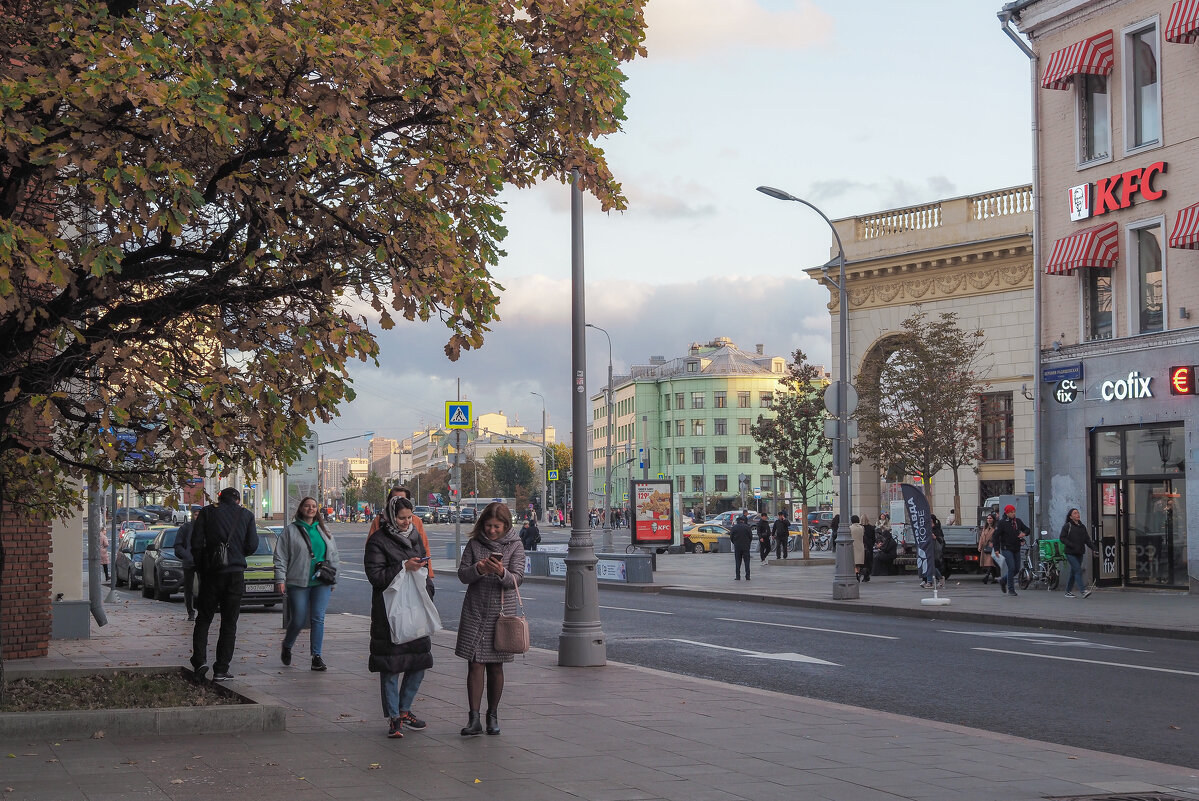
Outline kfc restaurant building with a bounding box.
[1009,0,1199,591]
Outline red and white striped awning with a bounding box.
[1044,222,1120,275]
[1166,0,1199,43]
[1169,202,1199,249]
[1041,30,1115,89]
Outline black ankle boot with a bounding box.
[460,711,482,736]
[485,710,500,735]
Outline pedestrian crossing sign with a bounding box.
[547,469,559,481]
[445,401,473,429]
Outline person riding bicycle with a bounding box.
[995,504,1029,597]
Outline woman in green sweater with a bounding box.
[274,497,340,670]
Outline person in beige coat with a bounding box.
[850,515,866,580]
[978,513,998,584]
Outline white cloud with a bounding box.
[644,0,834,59]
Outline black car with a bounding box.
[143,504,189,524]
[115,507,159,524]
[455,507,478,524]
[142,527,186,601]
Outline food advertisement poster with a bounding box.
[631,480,676,547]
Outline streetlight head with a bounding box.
[756,185,798,202]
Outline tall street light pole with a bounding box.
[530,391,547,523]
[756,185,859,601]
[585,323,614,552]
[560,168,606,666]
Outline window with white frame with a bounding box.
[1125,22,1161,151]
[738,446,751,463]
[676,448,685,465]
[1083,268,1114,341]
[714,391,726,408]
[676,420,685,437]
[713,418,727,436]
[692,419,704,436]
[714,447,727,463]
[691,392,704,409]
[691,475,704,492]
[1077,74,1110,164]
[692,448,705,464]
[1131,222,1163,334]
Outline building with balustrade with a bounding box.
[1005,0,1197,592]
[806,186,1036,526]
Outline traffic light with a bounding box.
[1169,365,1196,395]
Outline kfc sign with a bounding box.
[1067,161,1166,221]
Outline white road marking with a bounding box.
[669,638,839,665]
[943,630,1147,652]
[718,618,897,640]
[600,605,674,615]
[974,648,1199,676]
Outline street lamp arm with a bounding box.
[316,431,375,447]
[755,186,845,265]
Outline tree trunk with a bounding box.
[951,466,962,529]
[800,497,810,559]
[0,469,7,705]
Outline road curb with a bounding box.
[0,666,287,738]
[519,575,1191,640]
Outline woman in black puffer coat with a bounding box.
[365,495,434,739]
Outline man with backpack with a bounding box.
[189,487,258,681]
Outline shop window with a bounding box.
[692,419,704,436]
[714,418,727,436]
[1132,223,1163,334]
[1084,268,1113,341]
[714,475,728,492]
[692,448,706,464]
[980,392,1013,461]
[1125,22,1161,151]
[1077,74,1110,164]
[714,391,727,408]
[714,447,727,464]
[738,418,752,436]
[738,446,751,464]
[691,475,704,493]
[979,480,1015,504]
[691,392,704,409]
[738,391,750,408]
[1127,426,1184,474]
[676,448,685,465]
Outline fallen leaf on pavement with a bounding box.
[1169,725,1181,730]
[91,731,105,739]
[474,779,482,784]
[170,779,184,785]
[369,764,380,770]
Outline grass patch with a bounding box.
[1,672,242,712]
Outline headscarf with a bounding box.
[381,494,415,548]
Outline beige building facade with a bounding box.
[807,187,1035,524]
[1009,0,1197,591]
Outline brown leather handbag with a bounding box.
[493,585,529,654]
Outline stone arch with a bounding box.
[852,330,918,521]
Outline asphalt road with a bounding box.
[325,524,1197,768]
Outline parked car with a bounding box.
[115,530,158,589]
[143,504,189,524]
[117,520,148,534]
[141,527,185,601]
[450,507,477,524]
[683,523,727,554]
[241,530,283,609]
[704,510,761,528]
[807,510,835,532]
[115,507,159,524]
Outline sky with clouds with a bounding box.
[315,0,1034,459]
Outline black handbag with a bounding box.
[300,524,337,585]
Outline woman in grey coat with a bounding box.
[274,497,339,671]
[455,502,524,737]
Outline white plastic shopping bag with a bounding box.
[382,566,442,644]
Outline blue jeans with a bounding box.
[1002,549,1020,591]
[283,582,332,656]
[1065,553,1087,593]
[380,669,426,718]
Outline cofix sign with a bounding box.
[1067,161,1166,222]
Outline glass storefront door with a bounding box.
[1094,481,1122,586]
[1090,424,1188,589]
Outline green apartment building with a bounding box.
[591,337,832,519]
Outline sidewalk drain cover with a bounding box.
[1050,795,1195,801]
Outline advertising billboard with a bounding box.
[630,479,677,547]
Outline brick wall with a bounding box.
[1,501,52,659]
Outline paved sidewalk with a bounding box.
[517,547,1199,640]
[4,587,1199,801]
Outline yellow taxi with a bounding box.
[683,523,727,554]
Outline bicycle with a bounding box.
[1017,538,1065,591]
